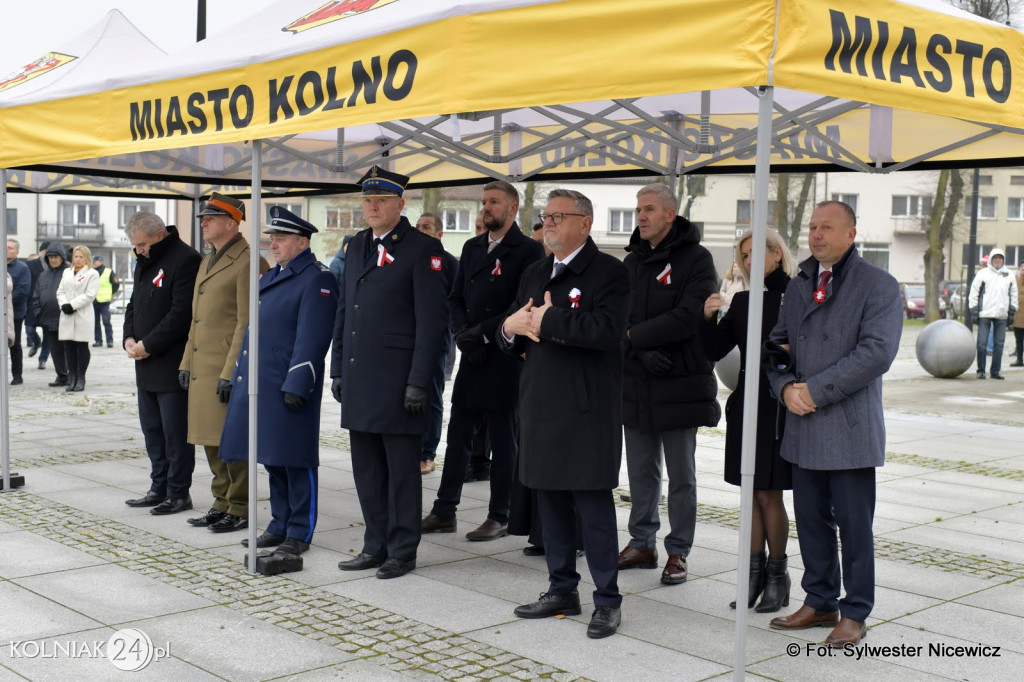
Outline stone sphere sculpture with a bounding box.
[916,319,976,378]
[715,345,742,391]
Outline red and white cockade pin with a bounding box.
[492,259,502,276]
[813,287,826,303]
[656,263,672,285]
[377,243,395,267]
[568,287,582,309]
[152,269,165,288]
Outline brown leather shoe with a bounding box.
[661,554,688,584]
[421,513,456,533]
[466,519,508,541]
[826,617,867,647]
[769,604,840,630]
[618,546,658,570]
[420,460,436,475]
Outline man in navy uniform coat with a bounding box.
[219,207,338,561]
[422,181,545,541]
[499,189,630,639]
[331,166,449,579]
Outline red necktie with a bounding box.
[818,271,832,289]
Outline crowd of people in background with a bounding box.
[4,179,906,648]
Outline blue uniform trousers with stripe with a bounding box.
[264,465,318,543]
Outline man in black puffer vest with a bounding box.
[619,183,720,586]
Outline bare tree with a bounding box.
[518,181,537,229]
[924,170,966,321]
[775,173,815,254]
[422,187,441,216]
[949,0,1018,24]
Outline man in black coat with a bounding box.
[331,166,449,580]
[413,211,459,475]
[122,212,202,515]
[6,239,31,385]
[422,181,545,540]
[500,189,630,639]
[618,184,720,586]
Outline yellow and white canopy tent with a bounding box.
[2,1,1023,674]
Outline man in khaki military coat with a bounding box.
[178,193,268,533]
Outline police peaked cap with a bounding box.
[196,192,246,222]
[357,165,409,197]
[265,206,318,237]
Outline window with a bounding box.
[978,174,993,185]
[118,201,155,228]
[963,196,996,219]
[1008,198,1024,220]
[1005,246,1024,267]
[4,208,15,234]
[962,244,995,265]
[609,209,634,233]
[859,242,889,271]
[891,195,932,217]
[736,200,779,224]
[59,201,100,226]
[1011,175,1024,186]
[265,202,303,225]
[441,209,470,232]
[325,207,362,230]
[831,193,859,214]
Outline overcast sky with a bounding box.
[0,0,278,74]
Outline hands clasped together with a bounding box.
[502,291,555,343]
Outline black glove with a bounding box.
[331,377,343,403]
[455,326,487,364]
[637,349,673,375]
[763,340,793,372]
[283,392,306,412]
[403,384,428,415]
[216,378,233,403]
[61,303,74,315]
[178,371,190,390]
[1009,307,1017,325]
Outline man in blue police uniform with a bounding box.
[331,165,449,579]
[219,207,338,563]
[422,181,545,541]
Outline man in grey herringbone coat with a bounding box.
[763,200,903,648]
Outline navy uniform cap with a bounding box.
[358,165,410,197]
[265,206,318,237]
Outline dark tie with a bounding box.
[818,270,832,289]
[552,262,566,279]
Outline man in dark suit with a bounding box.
[122,212,201,514]
[331,166,449,579]
[220,207,338,564]
[765,201,903,647]
[5,239,30,385]
[413,212,459,475]
[422,181,545,541]
[499,189,630,639]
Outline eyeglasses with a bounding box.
[538,212,586,224]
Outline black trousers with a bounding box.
[792,464,876,622]
[350,431,421,562]
[431,405,516,524]
[63,341,90,380]
[538,489,621,608]
[42,329,67,381]
[9,318,23,379]
[137,389,195,499]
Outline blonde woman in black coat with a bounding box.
[699,228,797,613]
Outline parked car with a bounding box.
[944,282,966,319]
[900,283,945,319]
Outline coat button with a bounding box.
[194,318,200,323]
[243,350,247,356]
[237,376,242,382]
[199,289,204,294]
[351,331,356,337]
[354,304,360,311]
[798,334,805,341]
[349,358,355,364]
[821,334,828,340]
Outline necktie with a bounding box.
[488,240,498,253]
[818,271,832,289]
[552,262,566,279]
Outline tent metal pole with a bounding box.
[1,169,10,493]
[733,85,773,680]
[245,141,263,572]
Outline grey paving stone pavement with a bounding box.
[0,319,1021,680]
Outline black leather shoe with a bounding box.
[48,377,68,387]
[991,372,1006,380]
[523,545,545,556]
[275,538,310,556]
[376,558,415,579]
[241,532,285,548]
[92,342,103,348]
[208,514,248,533]
[466,519,507,541]
[10,377,23,385]
[150,497,193,515]
[187,508,226,527]
[28,343,39,358]
[338,553,386,571]
[587,606,621,639]
[514,591,581,619]
[125,491,166,507]
[421,513,457,533]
